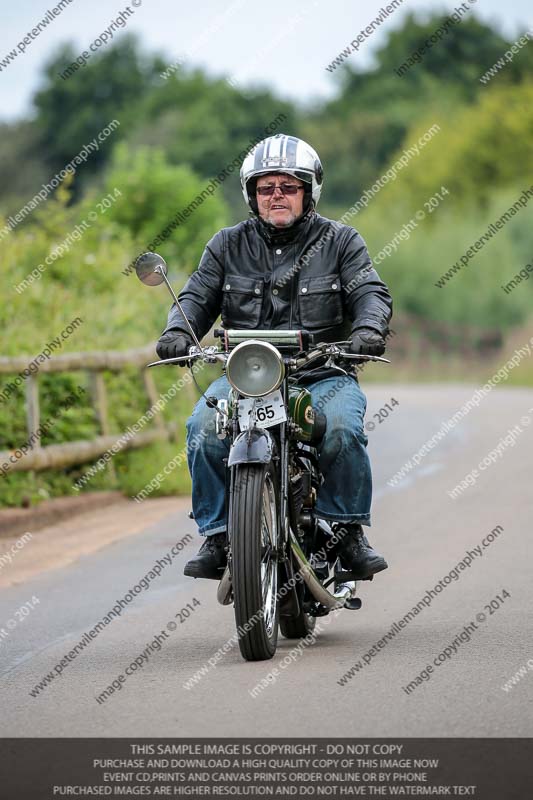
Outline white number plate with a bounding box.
[237,390,287,430]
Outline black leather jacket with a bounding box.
[164,210,392,344]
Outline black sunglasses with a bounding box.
[256,183,304,196]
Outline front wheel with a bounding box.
[230,463,279,660]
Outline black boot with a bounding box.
[334,524,388,579]
[184,532,228,580]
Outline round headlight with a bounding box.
[226,340,285,398]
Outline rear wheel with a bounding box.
[280,577,317,639]
[231,463,279,660]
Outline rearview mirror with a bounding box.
[134,250,202,351]
[135,252,168,286]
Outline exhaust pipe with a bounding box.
[217,534,357,609]
[217,567,232,605]
[289,531,355,609]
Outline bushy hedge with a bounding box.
[0,148,226,508]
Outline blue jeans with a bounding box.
[186,374,372,535]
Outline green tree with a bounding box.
[375,13,519,90]
[373,82,533,210]
[129,69,298,220]
[33,36,161,176]
[100,143,228,273]
[0,120,48,213]
[313,13,533,212]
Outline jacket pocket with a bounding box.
[298,275,343,329]
[221,275,264,328]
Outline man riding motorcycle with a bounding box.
[156,134,393,581]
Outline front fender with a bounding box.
[227,427,275,467]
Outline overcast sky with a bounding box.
[1,0,531,121]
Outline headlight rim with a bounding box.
[226,339,285,398]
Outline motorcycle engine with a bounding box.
[289,468,312,532]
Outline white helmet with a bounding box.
[240,134,323,215]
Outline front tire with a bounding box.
[231,463,279,661]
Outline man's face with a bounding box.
[255,173,305,228]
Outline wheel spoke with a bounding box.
[260,545,271,563]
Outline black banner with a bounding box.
[0,738,530,798]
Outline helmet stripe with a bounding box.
[281,135,288,162]
[267,135,282,162]
[286,136,299,166]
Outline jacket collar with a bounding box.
[253,208,316,247]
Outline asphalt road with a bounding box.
[1,384,532,737]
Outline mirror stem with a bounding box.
[156,266,203,350]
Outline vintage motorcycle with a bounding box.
[135,252,389,662]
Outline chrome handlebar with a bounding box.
[147,342,390,370]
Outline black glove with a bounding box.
[349,328,386,356]
[156,331,193,360]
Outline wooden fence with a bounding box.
[0,346,188,473]
[387,314,503,358]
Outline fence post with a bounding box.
[90,371,110,436]
[142,369,165,432]
[25,374,41,449]
[89,371,116,480]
